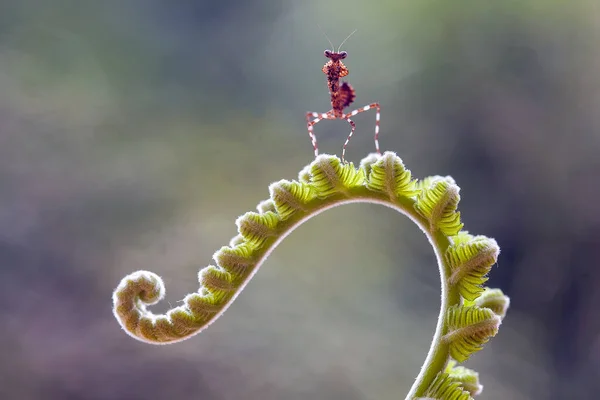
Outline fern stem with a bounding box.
[405,230,457,398]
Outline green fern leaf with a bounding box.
[443,305,501,362]
[414,177,463,235]
[298,163,312,183]
[365,151,418,199]
[236,211,280,248]
[465,288,510,319]
[445,235,499,301]
[269,180,317,220]
[450,230,474,245]
[213,243,256,275]
[256,198,276,214]
[445,360,482,396]
[308,155,365,197]
[358,152,381,178]
[184,286,230,317]
[200,265,235,292]
[422,371,473,400]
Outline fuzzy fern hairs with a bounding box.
[112,152,509,399]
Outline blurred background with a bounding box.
[1,1,599,399]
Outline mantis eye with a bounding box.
[340,51,347,59]
[324,50,332,58]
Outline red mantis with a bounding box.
[306,31,381,162]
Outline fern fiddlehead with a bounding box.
[112,151,509,399]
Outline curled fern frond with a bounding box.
[270,180,316,220]
[467,287,510,319]
[445,360,483,396]
[309,154,365,196]
[443,305,501,362]
[358,152,381,177]
[421,370,473,400]
[414,177,463,235]
[256,198,277,214]
[213,243,256,275]
[364,151,418,200]
[112,151,509,400]
[445,234,500,301]
[200,265,235,291]
[236,211,279,248]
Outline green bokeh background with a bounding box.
[1,1,599,399]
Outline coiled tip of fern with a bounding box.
[112,264,242,344]
[112,271,168,343]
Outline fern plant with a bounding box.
[112,151,509,399]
